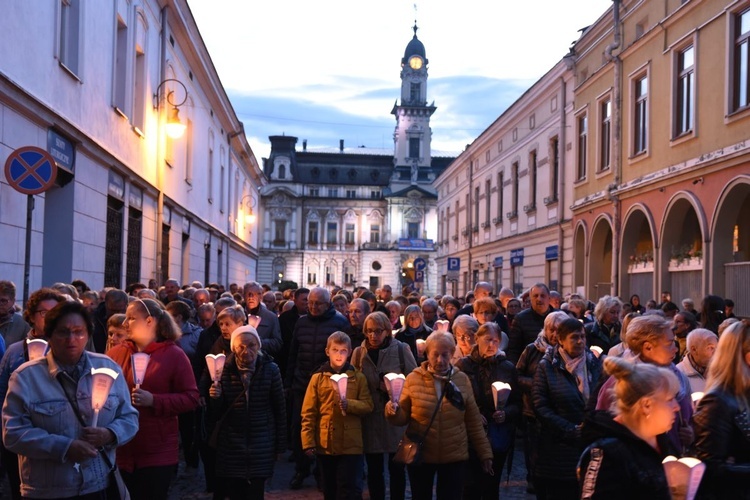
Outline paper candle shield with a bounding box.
[247,315,261,329]
[491,381,512,410]
[26,338,48,361]
[91,367,119,427]
[131,352,150,387]
[330,373,348,415]
[416,339,426,357]
[691,392,705,409]
[205,353,227,383]
[662,455,706,500]
[590,346,603,358]
[384,373,406,404]
[433,320,450,333]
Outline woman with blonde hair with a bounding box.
[395,304,432,362]
[107,298,200,499]
[579,357,679,499]
[693,319,750,499]
[352,312,417,500]
[595,314,693,456]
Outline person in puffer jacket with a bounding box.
[301,331,373,500]
[386,331,493,500]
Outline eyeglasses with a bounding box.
[458,334,475,342]
[52,328,87,339]
[365,329,386,336]
[35,309,50,318]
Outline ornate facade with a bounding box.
[257,26,454,294]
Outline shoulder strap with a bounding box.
[353,348,364,370]
[418,381,447,443]
[397,342,406,374]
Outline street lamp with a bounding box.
[241,194,257,225]
[154,79,188,139]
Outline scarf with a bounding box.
[687,353,707,378]
[558,348,589,401]
[533,330,553,353]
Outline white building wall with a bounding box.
[0,0,263,297]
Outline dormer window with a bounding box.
[278,164,286,179]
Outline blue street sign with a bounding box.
[4,146,58,195]
[447,257,461,271]
[413,258,427,271]
[415,270,425,282]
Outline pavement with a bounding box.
[169,439,535,499]
[0,439,535,499]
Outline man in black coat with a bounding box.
[286,287,350,489]
[278,287,309,382]
[507,283,555,364]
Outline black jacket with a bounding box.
[532,345,603,481]
[286,305,350,393]
[507,307,554,364]
[578,411,671,500]
[278,305,302,383]
[693,388,750,499]
[585,321,621,353]
[208,353,286,479]
[516,340,548,418]
[394,324,432,362]
[456,348,521,453]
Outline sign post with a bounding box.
[4,147,58,304]
[447,257,461,281]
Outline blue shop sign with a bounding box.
[545,245,559,260]
[510,248,524,266]
[493,256,503,268]
[47,129,75,173]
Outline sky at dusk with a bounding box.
[186,0,612,161]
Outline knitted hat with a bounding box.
[230,325,262,350]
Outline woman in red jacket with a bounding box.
[108,298,200,499]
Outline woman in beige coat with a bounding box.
[352,312,417,500]
[385,331,493,500]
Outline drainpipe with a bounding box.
[155,6,168,286]
[467,157,474,294]
[558,74,567,293]
[605,0,622,296]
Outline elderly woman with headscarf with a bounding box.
[207,326,286,499]
[450,315,479,365]
[395,304,432,363]
[532,318,603,499]
[385,331,493,500]
[456,323,521,499]
[352,312,417,500]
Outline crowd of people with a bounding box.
[0,276,746,499]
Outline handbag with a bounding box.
[207,389,246,449]
[56,375,131,499]
[393,381,448,465]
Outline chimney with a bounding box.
[302,139,307,151]
[339,139,344,152]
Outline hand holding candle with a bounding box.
[384,373,406,409]
[26,338,48,361]
[205,353,226,385]
[90,367,119,427]
[491,381,511,410]
[131,352,150,389]
[330,374,348,416]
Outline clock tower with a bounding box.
[392,23,436,187]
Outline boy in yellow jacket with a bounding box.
[301,331,374,499]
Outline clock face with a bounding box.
[409,56,423,70]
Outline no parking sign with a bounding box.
[4,146,58,195]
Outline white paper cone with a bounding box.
[205,353,227,383]
[491,381,512,410]
[330,374,348,416]
[384,373,406,404]
[91,368,119,427]
[247,315,261,329]
[131,353,150,388]
[416,339,426,357]
[26,339,48,361]
[590,346,603,358]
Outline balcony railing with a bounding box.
[360,242,392,250]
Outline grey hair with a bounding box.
[686,328,718,351]
[593,295,623,322]
[452,315,479,337]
